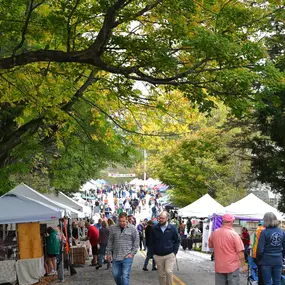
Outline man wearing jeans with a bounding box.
[152,211,180,285]
[106,212,139,285]
[208,214,247,285]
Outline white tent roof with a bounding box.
[8,184,84,218]
[178,194,225,218]
[80,179,100,192]
[129,178,139,185]
[44,192,91,217]
[129,178,162,186]
[0,194,64,224]
[44,192,83,211]
[225,193,283,220]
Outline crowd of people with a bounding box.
[43,183,285,285]
[68,209,181,285]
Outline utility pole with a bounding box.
[143,149,147,190]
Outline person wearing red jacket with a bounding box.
[241,227,250,262]
[82,221,99,266]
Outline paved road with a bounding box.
[59,249,248,285]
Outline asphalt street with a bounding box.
[59,249,248,285]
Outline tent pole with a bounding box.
[58,221,65,282]
[2,225,5,240]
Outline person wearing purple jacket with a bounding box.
[136,221,145,251]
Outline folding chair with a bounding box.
[247,256,258,285]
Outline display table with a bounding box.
[192,237,202,248]
[75,241,91,260]
[16,256,44,285]
[0,260,17,284]
[70,246,86,265]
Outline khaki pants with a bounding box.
[153,253,175,285]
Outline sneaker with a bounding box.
[152,268,157,271]
[96,265,102,270]
[142,267,148,271]
[47,271,56,276]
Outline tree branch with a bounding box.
[12,0,35,57]
[63,70,96,112]
[114,0,163,27]
[67,0,81,52]
[0,117,44,167]
[80,96,192,137]
[0,70,97,166]
[88,0,128,56]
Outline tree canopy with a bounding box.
[144,105,250,206]
[1,0,284,193]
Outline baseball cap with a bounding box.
[222,214,235,223]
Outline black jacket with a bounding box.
[152,223,180,256]
[145,225,153,247]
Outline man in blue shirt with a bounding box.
[94,219,102,231]
[152,211,180,285]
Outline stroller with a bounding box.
[247,256,258,285]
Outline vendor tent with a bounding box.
[178,194,225,218]
[44,192,83,211]
[58,192,91,216]
[154,184,169,192]
[144,178,161,186]
[0,194,64,224]
[44,192,91,217]
[96,179,108,185]
[8,183,84,218]
[225,193,283,220]
[80,179,100,192]
[129,178,139,185]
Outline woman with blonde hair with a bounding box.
[257,212,285,285]
[107,218,115,227]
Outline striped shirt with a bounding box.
[106,223,139,261]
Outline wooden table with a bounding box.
[70,246,86,265]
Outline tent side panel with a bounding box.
[17,223,43,259]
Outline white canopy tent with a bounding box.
[178,194,225,218]
[8,184,84,218]
[0,194,64,224]
[130,178,145,186]
[44,192,84,212]
[129,178,162,186]
[129,178,139,185]
[224,193,283,220]
[44,193,89,218]
[80,179,100,192]
[57,192,91,216]
[145,178,161,186]
[0,194,65,285]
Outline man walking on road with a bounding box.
[106,212,139,285]
[208,214,247,285]
[152,211,180,285]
